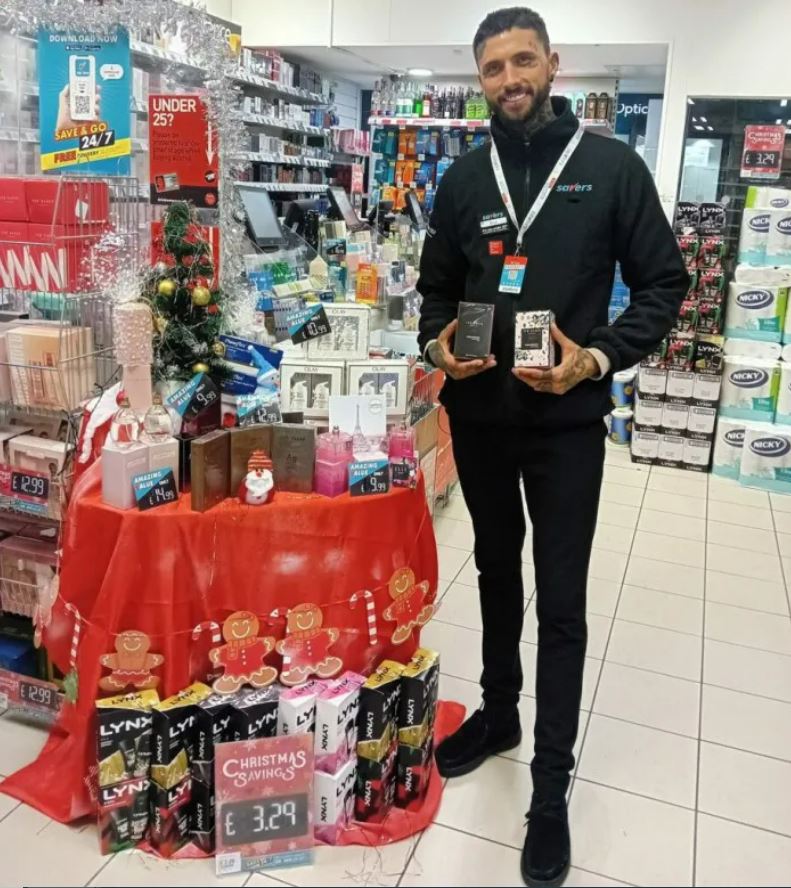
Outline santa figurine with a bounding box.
[238,449,275,505]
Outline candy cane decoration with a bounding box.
[192,621,221,645]
[270,607,291,668]
[68,607,81,670]
[349,590,378,647]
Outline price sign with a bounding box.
[741,124,786,179]
[0,463,51,515]
[19,678,59,711]
[215,735,313,875]
[167,372,220,421]
[133,468,178,511]
[237,394,282,426]
[349,458,390,497]
[0,669,63,722]
[287,303,331,345]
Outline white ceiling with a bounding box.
[283,42,668,88]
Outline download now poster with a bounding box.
[37,27,131,174]
[148,94,218,206]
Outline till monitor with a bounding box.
[283,198,319,236]
[236,184,285,248]
[326,185,362,230]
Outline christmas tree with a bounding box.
[145,202,230,383]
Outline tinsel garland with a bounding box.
[0,0,249,291]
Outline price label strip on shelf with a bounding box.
[0,669,63,722]
[0,463,51,516]
[349,458,390,497]
[133,468,178,511]
[166,372,220,421]
[286,303,331,345]
[215,735,314,874]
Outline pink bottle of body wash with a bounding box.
[314,427,354,497]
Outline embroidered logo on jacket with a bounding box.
[556,183,593,193]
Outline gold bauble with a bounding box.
[157,278,177,298]
[212,341,226,357]
[192,362,210,374]
[191,285,212,307]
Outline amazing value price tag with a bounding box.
[286,303,331,345]
[214,735,314,875]
[133,468,178,511]
[166,372,220,421]
[349,458,390,496]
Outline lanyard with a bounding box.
[490,121,584,255]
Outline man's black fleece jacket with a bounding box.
[417,96,689,430]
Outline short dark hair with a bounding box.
[473,7,550,61]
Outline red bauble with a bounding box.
[207,304,220,315]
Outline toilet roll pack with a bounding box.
[739,422,791,493]
[738,186,791,266]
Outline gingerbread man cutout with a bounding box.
[382,567,435,644]
[209,611,278,694]
[99,630,163,693]
[277,603,343,686]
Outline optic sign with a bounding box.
[214,735,314,875]
[148,94,219,207]
[741,124,786,180]
[614,93,662,137]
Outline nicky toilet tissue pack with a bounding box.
[739,186,791,266]
[719,355,781,422]
[739,422,791,493]
[712,416,748,479]
[725,282,788,341]
[776,360,791,425]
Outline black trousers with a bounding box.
[449,417,606,797]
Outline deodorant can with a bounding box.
[609,408,633,445]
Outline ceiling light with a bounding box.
[707,126,714,131]
[693,125,704,131]
[777,119,783,124]
[700,116,707,123]
[782,99,788,107]
[687,98,695,105]
[691,116,697,122]
[407,67,433,77]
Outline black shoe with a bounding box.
[521,794,571,888]
[435,707,521,778]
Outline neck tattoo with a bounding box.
[522,95,555,138]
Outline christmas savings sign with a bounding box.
[214,735,314,875]
[148,94,219,207]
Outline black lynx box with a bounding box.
[149,775,192,858]
[396,738,434,810]
[230,685,281,740]
[151,683,212,787]
[354,744,397,823]
[96,689,159,788]
[357,660,404,762]
[98,775,151,854]
[191,692,238,785]
[189,776,216,854]
[397,649,439,747]
[453,302,494,360]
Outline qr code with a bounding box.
[215,853,241,875]
[74,95,90,115]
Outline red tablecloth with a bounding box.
[1,461,438,824]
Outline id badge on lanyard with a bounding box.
[491,122,583,295]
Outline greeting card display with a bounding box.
[215,734,314,874]
[209,611,278,694]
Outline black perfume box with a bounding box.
[230,685,281,740]
[454,302,494,360]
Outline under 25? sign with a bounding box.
[148,94,219,206]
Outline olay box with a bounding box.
[314,758,357,843]
[0,178,28,221]
[314,671,365,774]
[230,685,281,740]
[151,683,212,788]
[25,178,110,226]
[149,775,192,858]
[278,678,328,736]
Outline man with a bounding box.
[417,8,688,888]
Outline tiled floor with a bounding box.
[2,441,791,886]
